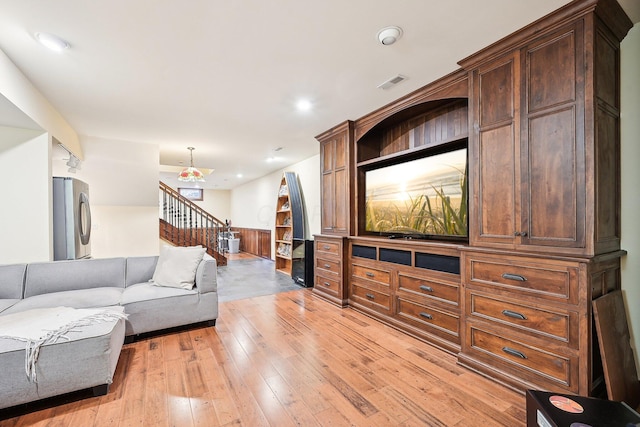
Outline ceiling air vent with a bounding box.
[377,74,407,90]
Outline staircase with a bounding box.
[159,182,227,266]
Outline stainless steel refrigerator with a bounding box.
[53,177,92,260]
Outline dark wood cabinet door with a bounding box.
[319,126,350,235]
[521,23,586,250]
[471,52,520,248]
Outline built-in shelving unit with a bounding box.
[312,0,632,397]
[275,172,304,276]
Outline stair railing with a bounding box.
[158,181,227,266]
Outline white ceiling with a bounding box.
[0,0,638,189]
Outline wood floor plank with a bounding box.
[0,288,527,427]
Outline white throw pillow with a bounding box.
[152,245,206,290]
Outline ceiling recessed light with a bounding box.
[376,26,403,46]
[34,32,70,52]
[296,99,312,112]
[236,173,243,178]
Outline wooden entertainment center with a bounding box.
[312,0,632,397]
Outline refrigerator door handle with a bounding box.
[78,192,91,245]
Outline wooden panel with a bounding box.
[352,263,391,286]
[468,325,577,391]
[396,298,460,339]
[466,255,577,304]
[527,108,581,244]
[333,168,348,233]
[315,273,340,298]
[315,238,341,256]
[596,106,620,248]
[322,139,334,173]
[232,227,271,259]
[397,273,459,306]
[363,99,468,160]
[593,291,640,409]
[313,235,347,307]
[478,125,517,240]
[351,283,392,315]
[334,134,346,169]
[479,60,514,126]
[467,292,577,346]
[595,30,618,108]
[321,172,334,233]
[527,30,576,112]
[316,257,340,275]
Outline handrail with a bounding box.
[158,182,227,266]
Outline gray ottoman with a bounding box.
[0,307,125,410]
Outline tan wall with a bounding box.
[229,154,321,259]
[0,129,51,263]
[620,23,640,375]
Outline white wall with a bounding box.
[0,49,80,158]
[52,136,160,258]
[0,128,51,263]
[230,154,320,258]
[179,188,231,223]
[620,23,640,374]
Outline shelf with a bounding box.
[274,172,305,277]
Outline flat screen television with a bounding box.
[364,145,468,240]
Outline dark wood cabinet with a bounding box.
[317,121,354,236]
[348,238,462,354]
[313,235,348,306]
[313,0,632,397]
[469,52,520,248]
[465,2,628,258]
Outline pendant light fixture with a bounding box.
[178,147,205,182]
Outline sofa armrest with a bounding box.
[195,255,217,294]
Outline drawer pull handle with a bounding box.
[502,347,527,359]
[365,272,375,278]
[365,293,375,300]
[323,282,331,287]
[502,310,527,320]
[419,312,433,320]
[324,264,331,268]
[501,273,526,282]
[419,285,434,293]
[323,245,331,250]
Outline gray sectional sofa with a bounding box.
[0,253,218,410]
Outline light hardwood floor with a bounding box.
[0,289,526,426]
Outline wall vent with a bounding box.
[377,74,407,89]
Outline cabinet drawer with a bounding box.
[315,239,341,257]
[315,273,340,298]
[397,298,459,340]
[352,264,391,286]
[351,283,392,315]
[398,273,459,306]
[467,292,578,346]
[467,325,577,391]
[316,257,341,275]
[466,255,577,304]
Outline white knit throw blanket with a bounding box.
[0,306,128,382]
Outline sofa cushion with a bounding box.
[0,264,26,299]
[2,287,123,315]
[152,246,205,290]
[0,306,125,410]
[121,282,196,305]
[0,299,19,314]
[24,258,126,298]
[125,256,158,286]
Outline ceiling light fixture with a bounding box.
[34,32,70,52]
[178,147,205,182]
[296,99,312,112]
[376,26,403,46]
